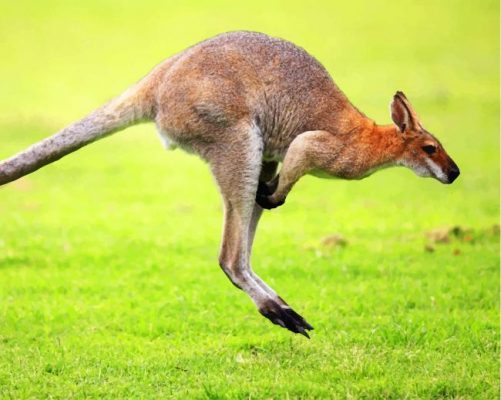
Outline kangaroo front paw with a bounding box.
[256,193,285,210]
[256,182,284,209]
[257,180,273,197]
[259,299,314,338]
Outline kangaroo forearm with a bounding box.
[270,131,335,203]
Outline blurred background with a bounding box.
[0,0,499,398]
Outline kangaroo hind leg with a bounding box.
[208,125,313,337]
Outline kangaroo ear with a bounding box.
[390,91,421,133]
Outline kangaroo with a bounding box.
[0,31,460,338]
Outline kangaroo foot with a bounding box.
[258,298,314,338]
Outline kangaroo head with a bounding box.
[390,91,460,184]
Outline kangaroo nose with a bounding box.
[447,166,460,183]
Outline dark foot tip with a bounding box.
[287,308,314,330]
[259,301,313,338]
[297,327,310,339]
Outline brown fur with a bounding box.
[0,31,460,337]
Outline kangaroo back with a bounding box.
[0,83,153,186]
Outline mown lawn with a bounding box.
[0,0,499,398]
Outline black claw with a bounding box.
[259,301,313,338]
[286,308,314,330]
[297,326,310,339]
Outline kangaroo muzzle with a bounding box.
[445,158,460,184]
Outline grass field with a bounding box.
[0,0,499,398]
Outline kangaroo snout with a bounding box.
[446,165,460,184]
[446,160,460,184]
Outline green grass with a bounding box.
[0,0,499,398]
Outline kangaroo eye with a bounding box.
[422,145,437,155]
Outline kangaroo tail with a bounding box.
[0,82,154,186]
